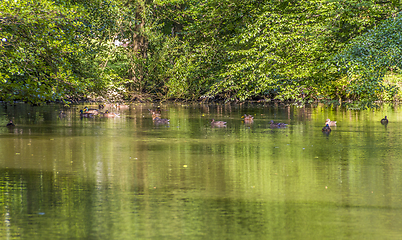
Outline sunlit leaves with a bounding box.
[334,13,402,104]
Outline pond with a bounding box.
[0,102,402,239]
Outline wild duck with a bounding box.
[152,114,162,121]
[84,106,99,115]
[80,110,94,118]
[153,117,169,124]
[102,110,120,118]
[149,109,161,114]
[116,103,129,110]
[211,119,226,127]
[6,120,15,127]
[243,114,254,123]
[325,119,337,127]
[322,124,331,132]
[104,103,116,108]
[270,120,288,128]
[59,110,67,119]
[148,109,162,119]
[380,116,388,124]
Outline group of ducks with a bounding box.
[79,105,121,118]
[321,119,337,132]
[5,108,390,131]
[210,114,288,128]
[321,116,389,133]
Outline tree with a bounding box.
[333,12,402,106]
[0,0,99,103]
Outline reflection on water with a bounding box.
[1,103,402,239]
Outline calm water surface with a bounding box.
[0,103,402,239]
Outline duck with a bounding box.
[325,119,337,127]
[148,109,161,119]
[116,103,129,110]
[322,124,331,132]
[152,114,162,120]
[270,120,287,128]
[153,117,169,124]
[102,110,120,118]
[211,119,226,127]
[80,110,94,118]
[380,116,388,124]
[149,109,161,115]
[59,110,66,117]
[242,114,254,123]
[104,103,116,108]
[83,106,99,115]
[6,120,15,127]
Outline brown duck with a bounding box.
[243,114,254,123]
[102,110,120,118]
[116,103,129,110]
[325,119,337,127]
[211,119,226,127]
[84,106,99,115]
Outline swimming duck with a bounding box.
[116,103,129,110]
[84,106,99,115]
[6,120,15,127]
[153,117,169,124]
[104,103,116,108]
[148,109,162,119]
[80,110,94,118]
[322,124,331,132]
[149,109,161,114]
[270,120,288,128]
[243,114,254,123]
[102,110,120,118]
[325,119,337,127]
[380,116,388,124]
[211,119,226,127]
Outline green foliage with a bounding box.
[1,0,401,104]
[0,0,93,103]
[0,0,123,104]
[201,0,401,102]
[333,12,402,105]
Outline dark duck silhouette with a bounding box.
[270,120,288,128]
[380,116,388,125]
[322,124,331,132]
[6,120,15,127]
[153,117,169,124]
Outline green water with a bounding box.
[0,103,402,239]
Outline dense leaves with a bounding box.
[334,12,402,103]
[1,0,401,104]
[0,0,96,103]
